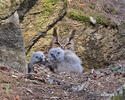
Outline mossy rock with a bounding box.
[0,0,24,19]
[22,0,125,70]
[21,0,65,61]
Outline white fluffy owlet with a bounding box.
[28,51,46,73]
[48,48,83,74]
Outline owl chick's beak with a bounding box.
[61,46,65,50]
[38,57,45,63]
[51,54,57,60]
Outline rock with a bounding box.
[76,0,125,69]
[90,16,96,25]
[0,11,27,73]
[102,0,125,25]
[0,0,24,19]
[80,26,125,69]
[21,0,66,58]
[17,0,38,22]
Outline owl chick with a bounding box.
[48,48,84,74]
[28,51,46,73]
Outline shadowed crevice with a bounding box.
[17,0,38,22]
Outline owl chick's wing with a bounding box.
[64,50,82,64]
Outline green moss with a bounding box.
[0,3,4,10]
[96,16,110,26]
[109,66,120,72]
[0,77,9,83]
[67,11,90,26]
[5,84,12,95]
[111,88,125,100]
[27,51,33,62]
[67,11,114,27]
[31,0,59,30]
[109,8,117,14]
[89,5,95,10]
[64,0,68,8]
[69,3,83,11]
[111,94,125,100]
[0,0,24,19]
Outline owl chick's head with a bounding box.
[52,27,76,51]
[30,51,45,64]
[48,48,64,63]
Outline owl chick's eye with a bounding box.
[35,56,38,58]
[55,41,59,44]
[57,52,60,55]
[51,53,54,56]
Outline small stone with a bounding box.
[90,16,96,25]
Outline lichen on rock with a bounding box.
[0,0,24,19]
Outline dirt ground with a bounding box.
[0,60,125,100]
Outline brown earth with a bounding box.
[0,60,125,100]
